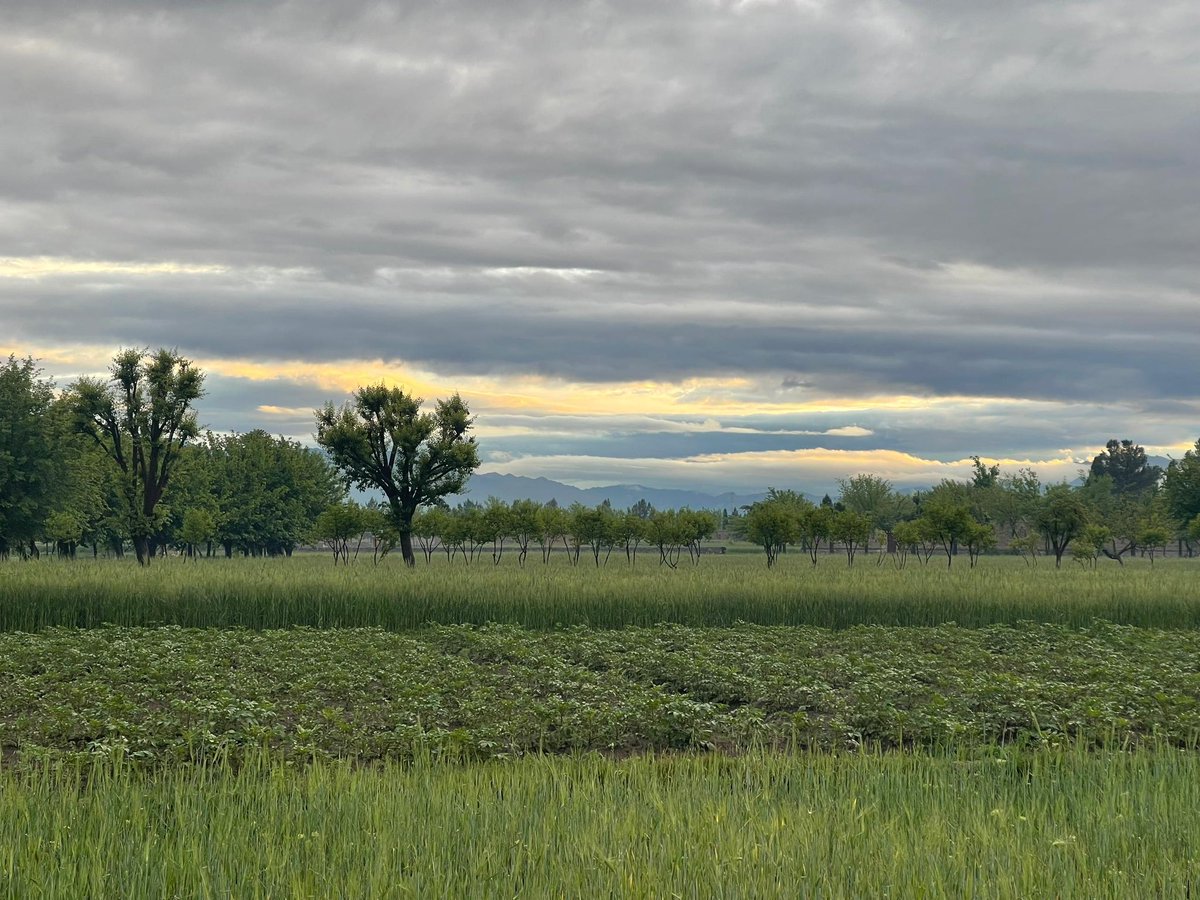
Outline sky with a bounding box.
[2,0,1198,497]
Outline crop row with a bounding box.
[3,554,1200,630]
[3,622,1199,765]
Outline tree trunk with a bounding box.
[133,535,150,566]
[399,530,416,567]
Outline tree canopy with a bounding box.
[71,349,205,566]
[0,357,58,558]
[315,385,480,566]
[1088,439,1162,497]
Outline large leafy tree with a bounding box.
[1088,439,1162,497]
[741,494,801,568]
[206,430,343,557]
[986,467,1041,538]
[71,349,204,566]
[919,500,976,568]
[44,396,122,558]
[837,474,910,544]
[0,356,58,558]
[1163,439,1200,532]
[1035,483,1089,568]
[315,385,479,566]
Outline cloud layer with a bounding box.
[3,0,1198,493]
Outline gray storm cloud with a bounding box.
[2,0,1199,485]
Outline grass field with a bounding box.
[1,750,1196,897]
[3,553,1199,895]
[2,552,1199,630]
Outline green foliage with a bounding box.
[642,508,695,569]
[536,503,570,564]
[567,502,620,567]
[203,430,343,558]
[43,510,85,557]
[1088,439,1162,497]
[1079,475,1160,563]
[45,411,121,555]
[890,519,922,567]
[742,497,799,567]
[988,467,1042,538]
[1070,524,1113,569]
[1163,440,1200,530]
[480,497,514,564]
[616,510,648,565]
[1035,484,1090,568]
[1138,523,1172,564]
[918,500,976,568]
[312,501,369,565]
[0,356,58,557]
[3,622,1200,765]
[71,348,204,565]
[1010,532,1040,566]
[963,520,997,568]
[837,474,911,537]
[830,510,872,566]
[970,455,1000,488]
[315,386,479,565]
[798,505,835,565]
[679,509,719,564]
[179,508,216,558]
[508,498,543,565]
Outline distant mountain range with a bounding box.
[457,473,767,512]
[359,454,1179,512]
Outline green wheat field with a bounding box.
[2,553,1198,896]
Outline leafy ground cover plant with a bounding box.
[2,623,1198,765]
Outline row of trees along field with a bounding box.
[738,446,1200,568]
[4,351,1200,567]
[0,350,482,566]
[0,353,343,563]
[317,498,719,567]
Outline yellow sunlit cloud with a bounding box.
[5,340,1077,424]
[0,256,227,279]
[256,405,314,417]
[5,343,1194,476]
[485,448,1084,488]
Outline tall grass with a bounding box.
[1,749,1195,897]
[1,553,1198,630]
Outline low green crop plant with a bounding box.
[2,623,1198,765]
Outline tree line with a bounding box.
[737,445,1200,569]
[314,497,719,568]
[0,353,344,562]
[4,351,1200,568]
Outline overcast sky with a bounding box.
[3,0,1198,495]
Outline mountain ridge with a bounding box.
[458,472,767,511]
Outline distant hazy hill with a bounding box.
[458,473,767,512]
